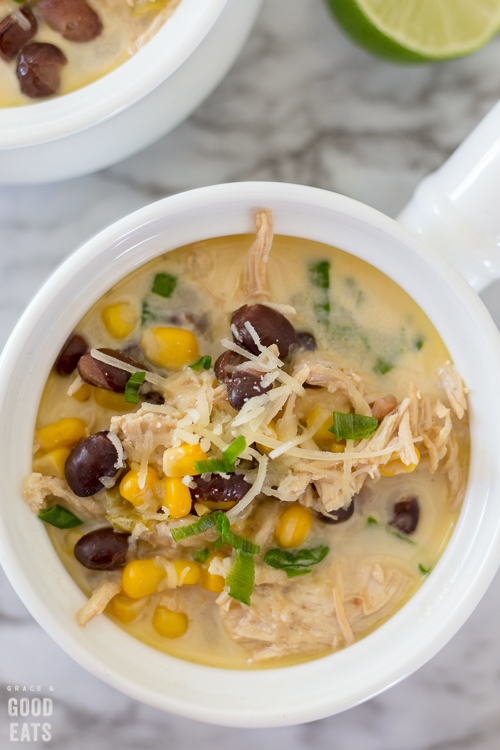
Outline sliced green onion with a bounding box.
[415,338,424,351]
[367,516,378,526]
[309,261,330,289]
[189,355,212,371]
[194,458,235,474]
[141,300,156,326]
[124,371,146,404]
[329,411,378,440]
[264,546,329,578]
[215,511,260,554]
[214,536,225,551]
[223,435,247,464]
[38,504,83,529]
[226,550,255,606]
[373,357,394,375]
[418,563,432,575]
[193,548,209,564]
[388,528,416,545]
[171,513,218,542]
[152,272,177,298]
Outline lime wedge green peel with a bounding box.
[326,0,500,62]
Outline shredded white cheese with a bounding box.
[90,349,169,389]
[226,450,268,521]
[67,375,85,397]
[107,430,124,470]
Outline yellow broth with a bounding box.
[34,234,469,669]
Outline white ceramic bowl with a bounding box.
[1,181,500,727]
[0,0,262,184]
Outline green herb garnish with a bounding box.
[194,436,247,475]
[193,548,210,564]
[152,272,177,298]
[415,337,424,351]
[195,458,235,474]
[124,371,146,404]
[264,546,329,578]
[189,355,212,371]
[141,300,156,326]
[223,435,247,465]
[214,512,260,554]
[171,510,260,554]
[388,528,417,545]
[367,516,378,526]
[171,513,219,542]
[418,563,432,575]
[373,357,394,375]
[226,550,255,605]
[328,411,378,440]
[309,261,330,289]
[38,504,83,529]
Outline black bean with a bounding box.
[231,304,296,358]
[142,390,164,405]
[38,0,102,42]
[74,528,129,571]
[78,348,145,392]
[0,9,37,61]
[227,370,272,411]
[65,431,119,497]
[56,333,88,376]
[390,496,420,535]
[214,350,244,384]
[295,331,317,351]
[190,473,251,505]
[17,42,67,99]
[315,498,355,524]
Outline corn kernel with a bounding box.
[330,441,345,454]
[121,558,165,599]
[163,443,207,478]
[94,388,136,412]
[132,0,166,17]
[380,447,420,477]
[109,594,148,624]
[275,503,312,548]
[141,327,198,370]
[200,551,226,593]
[37,417,87,451]
[101,302,137,340]
[174,559,201,586]
[33,447,71,480]
[161,477,192,518]
[120,466,160,509]
[72,383,92,402]
[306,406,335,444]
[152,606,188,638]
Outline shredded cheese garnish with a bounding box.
[90,349,169,389]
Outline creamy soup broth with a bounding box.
[26,227,469,669]
[0,0,178,106]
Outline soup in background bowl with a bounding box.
[24,209,470,668]
[0,0,179,104]
[1,183,499,725]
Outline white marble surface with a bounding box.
[3,0,500,745]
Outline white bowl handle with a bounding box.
[398,101,500,293]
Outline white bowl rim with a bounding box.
[0,0,228,149]
[1,181,500,727]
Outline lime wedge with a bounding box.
[326,0,500,61]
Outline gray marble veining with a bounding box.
[2,0,500,746]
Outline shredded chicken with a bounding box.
[440,363,468,420]
[242,210,273,301]
[216,560,410,660]
[76,576,121,627]
[22,473,105,517]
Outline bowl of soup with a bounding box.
[1,181,500,726]
[0,0,262,184]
